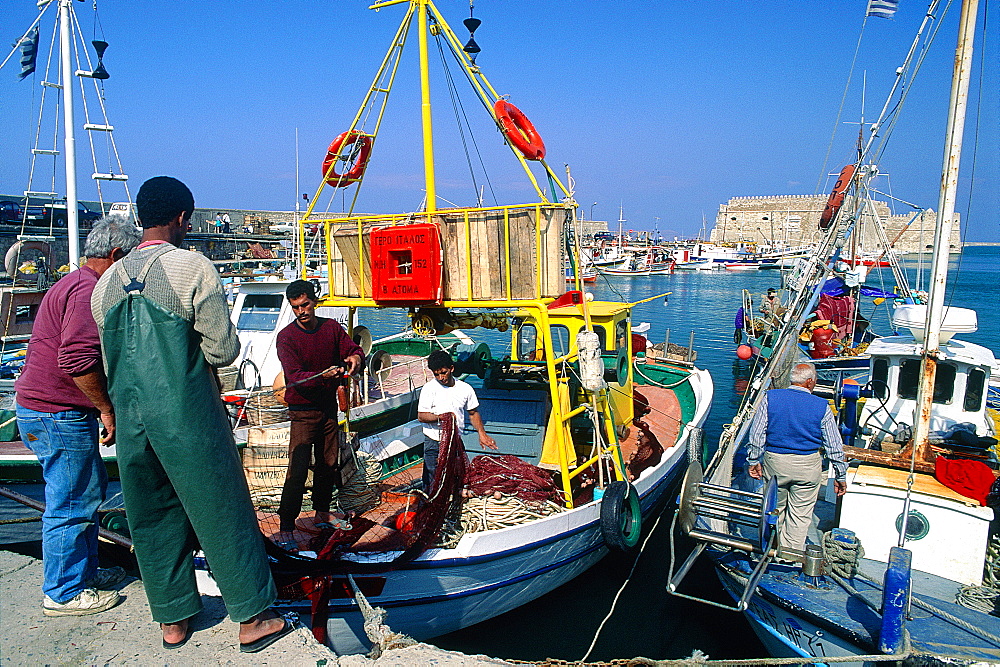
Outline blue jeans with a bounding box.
[16,404,106,603]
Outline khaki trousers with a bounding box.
[763,451,822,554]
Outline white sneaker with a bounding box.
[86,566,127,590]
[43,588,120,616]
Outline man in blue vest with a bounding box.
[747,363,847,557]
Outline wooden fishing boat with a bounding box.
[668,2,1000,663]
[192,0,714,653]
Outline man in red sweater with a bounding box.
[275,280,363,540]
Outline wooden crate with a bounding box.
[322,205,568,301]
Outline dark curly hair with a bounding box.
[427,350,454,371]
[136,176,194,229]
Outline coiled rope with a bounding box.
[338,451,382,515]
[822,531,865,578]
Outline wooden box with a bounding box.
[323,204,568,301]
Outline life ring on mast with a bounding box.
[322,131,374,187]
[600,480,642,550]
[493,100,546,160]
[819,164,856,229]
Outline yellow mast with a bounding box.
[416,0,436,213]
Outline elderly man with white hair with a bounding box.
[747,362,847,557]
[15,214,141,616]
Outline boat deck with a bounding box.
[256,383,684,556]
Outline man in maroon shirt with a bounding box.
[15,215,140,615]
[275,280,363,540]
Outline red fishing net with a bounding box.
[465,453,562,503]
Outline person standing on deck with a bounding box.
[15,215,140,616]
[274,279,363,540]
[746,363,847,557]
[417,350,496,496]
[91,177,292,653]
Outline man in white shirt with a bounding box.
[417,350,496,494]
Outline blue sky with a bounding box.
[2,0,997,241]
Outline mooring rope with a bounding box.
[580,511,665,663]
[345,572,415,660]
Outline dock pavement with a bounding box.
[0,547,512,666]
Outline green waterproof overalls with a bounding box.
[102,246,276,623]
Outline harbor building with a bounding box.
[710,194,961,254]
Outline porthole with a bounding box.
[895,510,930,541]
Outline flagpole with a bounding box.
[59,0,80,268]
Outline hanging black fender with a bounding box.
[600,480,641,550]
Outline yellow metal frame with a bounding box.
[303,202,568,303]
[296,0,638,510]
[299,0,571,223]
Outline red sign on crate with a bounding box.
[371,223,443,304]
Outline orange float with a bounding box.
[819,164,856,229]
[322,131,373,187]
[493,100,546,160]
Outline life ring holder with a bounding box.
[322,131,374,187]
[819,164,856,229]
[493,99,546,161]
[600,480,642,550]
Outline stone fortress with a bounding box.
[709,194,961,254]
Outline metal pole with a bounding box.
[59,0,80,268]
[911,0,978,467]
[417,0,436,213]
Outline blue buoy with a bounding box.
[879,546,912,654]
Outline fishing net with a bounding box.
[464,454,562,503]
[253,414,467,641]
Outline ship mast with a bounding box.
[58,0,80,267]
[910,0,979,462]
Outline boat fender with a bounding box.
[600,480,641,550]
[322,131,374,187]
[819,164,856,229]
[577,330,605,392]
[493,100,546,160]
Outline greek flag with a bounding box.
[867,0,899,19]
[18,26,39,80]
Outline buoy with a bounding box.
[736,345,752,360]
[809,328,837,359]
[395,510,417,532]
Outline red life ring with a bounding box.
[493,100,546,161]
[322,131,374,187]
[819,164,856,229]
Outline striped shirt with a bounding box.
[746,385,847,481]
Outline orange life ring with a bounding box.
[322,131,373,187]
[819,164,856,229]
[493,100,546,161]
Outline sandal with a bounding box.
[239,613,297,653]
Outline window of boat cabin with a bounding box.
[237,294,283,331]
[614,317,629,353]
[964,367,987,412]
[871,358,889,399]
[515,321,538,360]
[897,359,956,403]
[550,324,570,358]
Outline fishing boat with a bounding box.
[600,248,674,276]
[199,0,713,654]
[0,0,133,481]
[668,1,1000,663]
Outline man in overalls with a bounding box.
[91,176,293,653]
